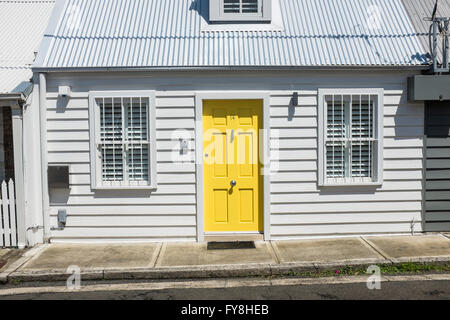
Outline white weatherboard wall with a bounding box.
[41,71,424,242]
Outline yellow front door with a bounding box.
[203,100,263,232]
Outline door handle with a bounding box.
[230,129,234,143]
[230,180,237,187]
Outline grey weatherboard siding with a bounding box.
[425,102,450,232]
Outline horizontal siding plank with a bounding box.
[383,138,423,148]
[426,191,450,201]
[271,201,422,214]
[156,119,195,129]
[47,130,90,141]
[426,148,450,158]
[425,201,450,211]
[271,180,422,193]
[384,105,424,116]
[273,149,317,160]
[384,116,423,127]
[425,222,450,232]
[426,170,450,180]
[46,97,88,109]
[384,148,422,159]
[384,95,403,105]
[425,212,450,222]
[384,126,423,137]
[270,117,317,128]
[426,180,450,190]
[271,223,419,236]
[384,170,422,180]
[271,172,317,182]
[272,212,422,225]
[270,138,317,149]
[270,96,316,106]
[156,108,195,118]
[51,194,197,206]
[47,109,89,120]
[48,141,90,152]
[156,97,195,107]
[157,129,195,140]
[426,137,450,147]
[270,106,317,117]
[426,159,450,169]
[271,191,422,204]
[48,152,90,163]
[384,159,423,170]
[49,205,196,215]
[67,184,196,196]
[47,120,89,131]
[271,161,317,172]
[49,215,196,227]
[271,128,317,138]
[50,226,197,238]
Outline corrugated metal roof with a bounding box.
[402,0,450,65]
[35,0,429,69]
[0,0,55,94]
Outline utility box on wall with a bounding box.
[48,165,70,189]
[408,75,450,101]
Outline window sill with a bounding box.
[92,186,157,191]
[319,182,383,188]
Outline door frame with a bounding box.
[195,92,271,242]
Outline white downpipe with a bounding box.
[39,73,50,241]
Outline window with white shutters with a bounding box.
[319,89,384,186]
[89,91,157,189]
[224,0,259,13]
[209,0,271,22]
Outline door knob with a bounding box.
[230,180,237,187]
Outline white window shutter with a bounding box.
[126,97,149,182]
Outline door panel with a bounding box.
[239,189,254,223]
[213,189,229,223]
[204,100,262,232]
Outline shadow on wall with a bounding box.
[393,92,425,138]
[56,97,69,113]
[190,0,209,23]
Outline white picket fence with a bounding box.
[0,179,17,247]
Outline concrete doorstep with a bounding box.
[2,234,450,284]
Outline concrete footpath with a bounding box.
[1,234,450,284]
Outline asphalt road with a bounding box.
[1,277,449,300]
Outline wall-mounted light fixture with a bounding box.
[180,139,189,155]
[58,85,72,99]
[292,92,299,106]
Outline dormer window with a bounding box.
[210,0,272,23]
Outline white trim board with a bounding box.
[195,91,271,242]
